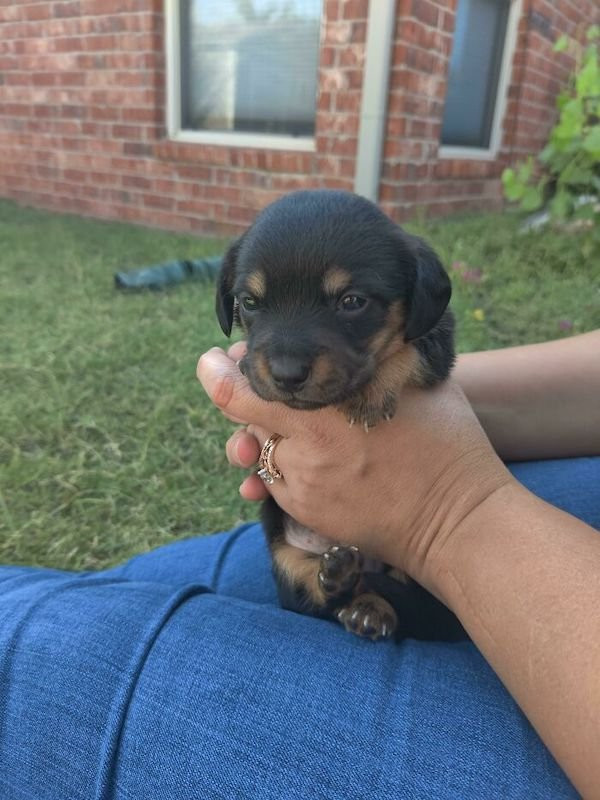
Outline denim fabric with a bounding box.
[0,457,597,799]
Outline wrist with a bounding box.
[396,449,516,599]
[417,477,524,606]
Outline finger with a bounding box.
[197,348,296,435]
[227,341,248,362]
[239,474,270,501]
[221,410,252,425]
[245,424,292,485]
[246,425,293,504]
[246,424,271,446]
[226,429,261,468]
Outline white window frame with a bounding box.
[165,0,317,151]
[438,0,522,161]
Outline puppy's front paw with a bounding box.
[336,593,397,641]
[318,545,363,598]
[342,391,398,429]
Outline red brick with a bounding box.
[122,174,152,190]
[24,5,52,21]
[111,124,143,139]
[53,2,81,18]
[411,0,439,27]
[121,106,161,123]
[54,36,84,52]
[342,0,369,20]
[57,71,85,85]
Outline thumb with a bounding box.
[197,348,294,434]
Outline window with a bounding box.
[440,0,513,153]
[168,0,323,149]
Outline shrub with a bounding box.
[502,26,600,253]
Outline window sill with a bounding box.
[169,130,316,152]
[438,145,499,161]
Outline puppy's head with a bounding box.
[216,190,451,409]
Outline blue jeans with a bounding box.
[0,458,598,799]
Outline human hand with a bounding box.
[197,344,512,593]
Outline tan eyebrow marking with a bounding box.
[323,266,351,296]
[245,270,266,298]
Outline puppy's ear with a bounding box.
[216,236,243,336]
[404,238,451,341]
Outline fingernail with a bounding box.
[201,347,227,368]
[231,432,242,462]
[197,348,229,390]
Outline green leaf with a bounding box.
[586,25,600,41]
[517,157,534,184]
[582,126,600,156]
[539,143,555,163]
[559,155,595,186]
[576,52,600,98]
[556,90,571,111]
[501,167,515,186]
[502,167,526,201]
[554,34,569,53]
[553,99,585,140]
[550,189,572,218]
[521,186,544,211]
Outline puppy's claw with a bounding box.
[348,417,355,427]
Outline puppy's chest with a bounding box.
[283,515,384,573]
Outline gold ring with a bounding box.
[257,434,283,484]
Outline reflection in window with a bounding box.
[180,0,322,138]
[441,0,511,148]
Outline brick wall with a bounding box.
[0,0,367,234]
[0,0,596,234]
[380,0,598,223]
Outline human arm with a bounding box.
[428,481,600,800]
[197,346,600,797]
[454,330,600,461]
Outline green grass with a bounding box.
[1,198,598,570]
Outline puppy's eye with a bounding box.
[338,294,368,313]
[240,296,259,312]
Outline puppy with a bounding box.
[216,190,466,642]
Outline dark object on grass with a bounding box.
[114,256,222,290]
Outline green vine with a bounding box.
[502,25,600,253]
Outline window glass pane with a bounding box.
[180,0,322,137]
[441,0,510,148]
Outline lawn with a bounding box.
[0,198,597,571]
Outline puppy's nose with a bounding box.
[269,356,311,392]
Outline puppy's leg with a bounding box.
[342,390,398,429]
[262,498,367,621]
[340,343,421,428]
[262,496,331,616]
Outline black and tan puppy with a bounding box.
[216,190,466,643]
